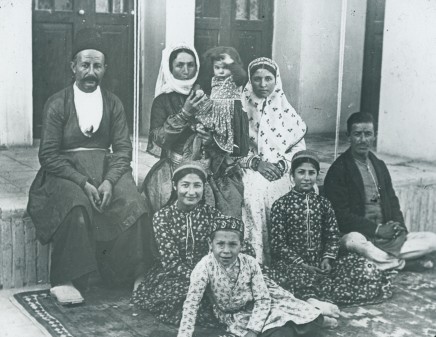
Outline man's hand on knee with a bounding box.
[98,180,113,211]
[83,181,102,213]
[376,222,396,239]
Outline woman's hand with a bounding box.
[98,180,113,211]
[257,160,282,181]
[83,181,102,213]
[195,124,214,146]
[183,89,207,115]
[320,258,332,273]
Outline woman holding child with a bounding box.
[144,43,249,218]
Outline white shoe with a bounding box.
[50,283,84,305]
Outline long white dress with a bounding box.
[240,58,307,264]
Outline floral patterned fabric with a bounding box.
[269,189,394,305]
[239,58,307,265]
[132,203,255,325]
[178,253,321,337]
[241,58,307,166]
[196,75,246,154]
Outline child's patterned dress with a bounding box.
[269,189,394,305]
[196,75,249,156]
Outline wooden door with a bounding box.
[361,0,386,131]
[194,0,273,70]
[32,0,134,138]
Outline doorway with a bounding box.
[361,0,386,131]
[32,0,135,137]
[194,0,274,69]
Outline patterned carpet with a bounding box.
[11,269,436,337]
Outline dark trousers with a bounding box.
[260,316,324,337]
[50,206,152,286]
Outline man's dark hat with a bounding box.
[72,28,106,59]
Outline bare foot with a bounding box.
[322,316,339,329]
[133,275,145,292]
[307,298,340,318]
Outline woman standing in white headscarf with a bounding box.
[240,57,307,264]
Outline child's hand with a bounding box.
[301,263,324,274]
[320,258,332,273]
[220,53,234,65]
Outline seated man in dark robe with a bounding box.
[27,28,150,305]
[324,112,436,271]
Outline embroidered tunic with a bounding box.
[269,189,393,305]
[178,253,321,337]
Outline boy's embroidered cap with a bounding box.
[292,150,320,165]
[172,160,208,179]
[210,215,244,238]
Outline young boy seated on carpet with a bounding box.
[177,215,335,337]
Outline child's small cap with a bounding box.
[291,150,321,174]
[172,160,208,180]
[291,150,320,165]
[210,215,244,239]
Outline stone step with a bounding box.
[1,181,435,289]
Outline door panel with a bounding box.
[32,0,134,137]
[232,30,262,68]
[194,17,221,60]
[97,24,134,128]
[361,0,386,131]
[195,0,273,69]
[32,23,74,137]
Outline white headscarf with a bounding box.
[242,57,307,163]
[154,43,200,97]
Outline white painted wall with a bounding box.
[378,0,436,162]
[165,0,195,46]
[140,0,166,135]
[272,0,366,134]
[0,1,33,146]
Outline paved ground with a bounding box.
[2,134,436,214]
[1,134,436,337]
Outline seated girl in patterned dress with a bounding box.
[269,150,394,320]
[178,215,334,337]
